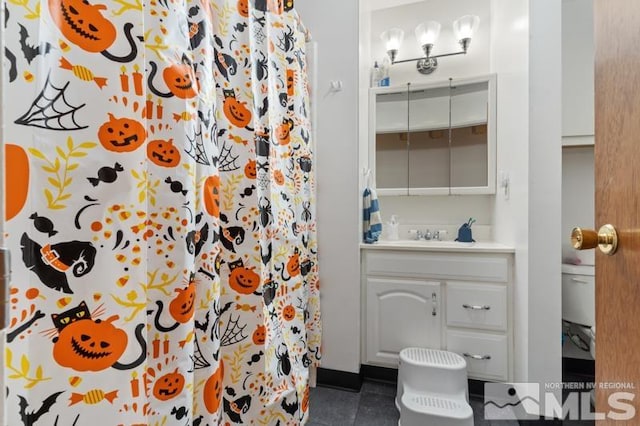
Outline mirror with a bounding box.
[374,89,409,193]
[370,75,496,195]
[408,86,451,191]
[450,80,489,189]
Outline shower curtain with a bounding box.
[2,0,320,424]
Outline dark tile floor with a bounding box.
[308,379,518,426]
[309,378,597,425]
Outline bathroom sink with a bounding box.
[363,240,514,253]
[378,240,475,248]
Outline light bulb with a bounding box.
[453,15,480,41]
[380,28,405,52]
[415,21,441,47]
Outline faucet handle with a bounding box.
[433,231,440,241]
[409,229,422,240]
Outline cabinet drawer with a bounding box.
[365,251,509,282]
[446,330,508,381]
[446,282,507,331]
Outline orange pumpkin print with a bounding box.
[98,114,146,153]
[223,90,252,128]
[228,259,260,295]
[163,62,199,99]
[169,279,196,323]
[53,316,128,372]
[252,325,267,345]
[282,304,295,321]
[273,169,285,186]
[244,159,257,179]
[203,175,221,218]
[287,250,300,277]
[301,385,310,412]
[147,139,181,168]
[237,0,249,17]
[275,119,293,145]
[48,0,116,53]
[5,144,29,221]
[286,69,295,96]
[153,369,185,401]
[204,360,224,414]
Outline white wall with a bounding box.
[490,0,531,383]
[296,2,361,373]
[371,0,491,86]
[378,195,493,228]
[562,146,595,265]
[527,0,562,399]
[366,0,494,234]
[491,0,563,395]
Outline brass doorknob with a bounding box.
[571,224,618,256]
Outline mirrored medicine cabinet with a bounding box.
[369,74,496,196]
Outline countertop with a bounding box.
[360,240,515,254]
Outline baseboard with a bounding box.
[563,357,595,377]
[468,379,487,398]
[359,364,488,399]
[360,364,397,383]
[316,367,362,392]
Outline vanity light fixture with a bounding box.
[381,15,480,75]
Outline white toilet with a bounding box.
[561,263,596,357]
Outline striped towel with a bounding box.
[363,186,383,243]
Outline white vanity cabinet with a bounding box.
[362,245,514,382]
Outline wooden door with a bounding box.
[594,1,640,422]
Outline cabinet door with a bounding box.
[449,80,493,193]
[408,86,451,192]
[366,277,442,366]
[374,89,409,194]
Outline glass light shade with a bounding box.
[415,21,441,46]
[453,15,480,40]
[380,28,405,52]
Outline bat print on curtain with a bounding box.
[2,0,321,424]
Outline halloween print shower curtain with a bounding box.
[2,0,321,424]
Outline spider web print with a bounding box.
[257,171,269,191]
[189,337,212,372]
[184,127,210,165]
[15,73,88,131]
[220,314,248,346]
[218,141,241,172]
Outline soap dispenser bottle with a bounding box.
[386,215,399,241]
[371,61,381,87]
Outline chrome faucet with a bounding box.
[424,229,432,240]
